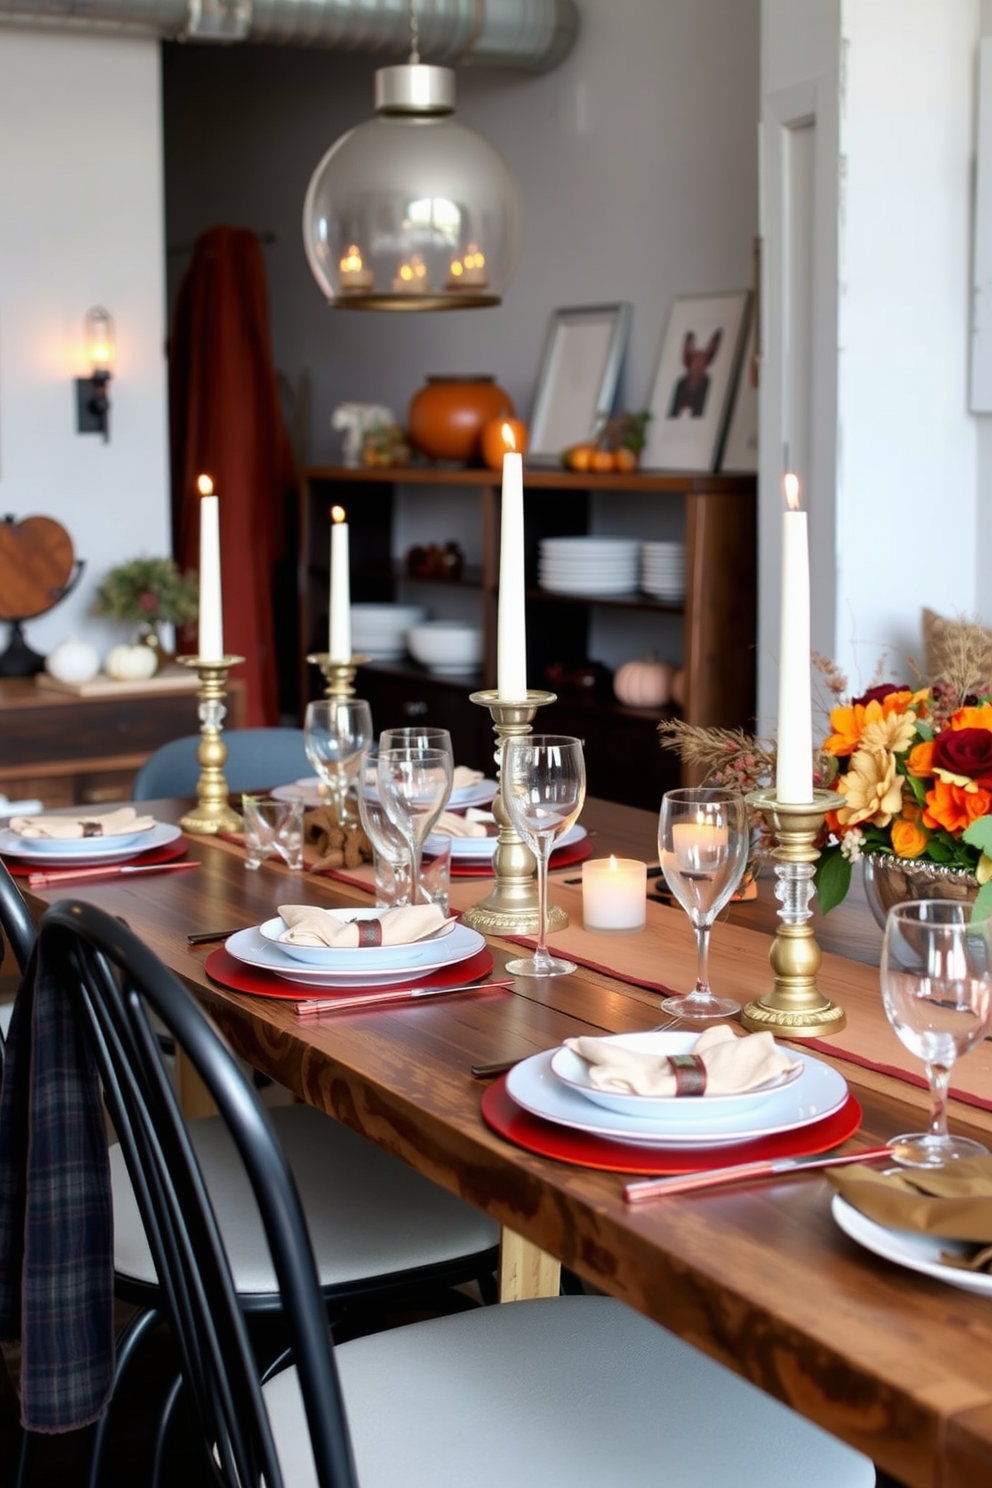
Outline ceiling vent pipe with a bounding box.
[0,0,579,73]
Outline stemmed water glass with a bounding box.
[303,698,374,825]
[376,746,453,904]
[881,900,992,1167]
[657,786,749,1019]
[356,751,413,905]
[500,735,586,978]
[379,726,453,760]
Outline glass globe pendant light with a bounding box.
[302,3,522,311]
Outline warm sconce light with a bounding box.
[76,306,115,442]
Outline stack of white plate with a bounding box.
[538,538,640,596]
[350,603,428,660]
[504,1030,849,1150]
[641,541,686,602]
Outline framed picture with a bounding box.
[640,291,750,472]
[527,303,632,464]
[719,301,758,472]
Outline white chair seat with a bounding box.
[263,1295,874,1488]
[112,1104,497,1293]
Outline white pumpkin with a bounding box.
[45,636,100,685]
[612,656,676,710]
[104,643,158,682]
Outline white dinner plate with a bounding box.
[831,1194,992,1297]
[539,578,639,596]
[258,908,456,967]
[506,1046,848,1148]
[270,776,498,812]
[440,820,586,863]
[225,921,486,986]
[550,1032,804,1120]
[0,821,180,867]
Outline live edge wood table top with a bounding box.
[18,797,992,1488]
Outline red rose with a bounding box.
[852,683,904,708]
[932,727,992,788]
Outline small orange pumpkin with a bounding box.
[481,417,529,470]
[613,656,676,710]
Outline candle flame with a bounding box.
[783,472,801,511]
[608,854,618,870]
[331,505,346,524]
[197,474,213,497]
[502,421,517,453]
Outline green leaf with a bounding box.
[972,879,992,922]
[815,850,851,915]
[963,815,992,856]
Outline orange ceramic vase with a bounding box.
[407,375,514,463]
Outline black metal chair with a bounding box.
[25,899,873,1488]
[0,866,497,1484]
[131,727,311,800]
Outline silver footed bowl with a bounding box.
[861,850,979,933]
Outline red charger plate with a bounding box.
[4,834,190,878]
[205,944,496,1002]
[481,1077,863,1176]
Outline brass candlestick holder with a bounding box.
[306,652,370,697]
[460,689,567,937]
[741,788,847,1037]
[175,655,245,835]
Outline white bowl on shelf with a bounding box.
[350,603,428,659]
[406,620,484,675]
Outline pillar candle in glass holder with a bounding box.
[582,856,647,931]
[497,425,527,700]
[328,505,351,662]
[775,473,813,804]
[196,474,223,662]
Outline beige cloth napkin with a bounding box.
[452,766,484,790]
[434,811,489,839]
[564,1025,801,1098]
[10,806,155,841]
[827,1157,992,1259]
[277,903,453,949]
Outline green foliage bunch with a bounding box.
[92,557,198,628]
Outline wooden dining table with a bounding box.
[16,795,992,1488]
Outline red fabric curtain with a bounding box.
[169,226,296,726]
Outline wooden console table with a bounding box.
[0,672,246,808]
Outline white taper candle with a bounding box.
[775,474,813,804]
[329,505,352,663]
[497,429,527,700]
[196,474,223,663]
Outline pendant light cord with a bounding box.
[408,0,420,64]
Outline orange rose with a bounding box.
[922,778,992,835]
[824,703,865,757]
[901,801,923,823]
[890,818,929,858]
[907,741,935,778]
[951,703,992,732]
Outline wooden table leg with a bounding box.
[176,1047,217,1119]
[498,1227,561,1301]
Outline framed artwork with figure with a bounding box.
[641,291,750,472]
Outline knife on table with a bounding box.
[622,1145,896,1203]
[28,860,199,888]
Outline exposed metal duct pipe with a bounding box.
[0,0,578,72]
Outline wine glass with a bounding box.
[657,786,749,1019]
[881,900,992,1167]
[303,698,374,824]
[376,746,453,904]
[379,726,453,760]
[356,751,413,906]
[501,734,586,978]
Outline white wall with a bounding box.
[0,26,170,662]
[836,0,979,689]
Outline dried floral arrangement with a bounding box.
[659,615,992,916]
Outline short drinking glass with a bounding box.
[241,795,305,872]
[881,900,992,1167]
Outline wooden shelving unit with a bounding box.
[296,466,756,808]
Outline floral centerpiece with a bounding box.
[658,619,992,918]
[92,556,198,635]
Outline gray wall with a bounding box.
[163,0,760,467]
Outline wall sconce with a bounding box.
[76,306,114,442]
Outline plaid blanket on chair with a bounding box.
[0,939,114,1432]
